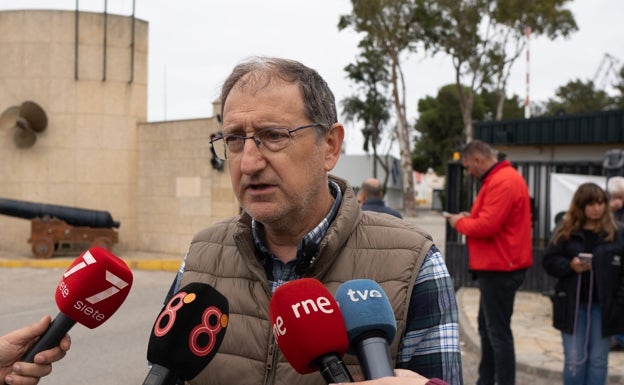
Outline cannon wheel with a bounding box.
[91,237,113,251]
[32,238,54,259]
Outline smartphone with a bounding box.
[578,253,593,263]
[441,211,452,218]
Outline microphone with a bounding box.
[142,282,229,385]
[335,279,396,380]
[269,278,353,384]
[21,246,133,362]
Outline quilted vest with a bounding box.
[181,176,432,385]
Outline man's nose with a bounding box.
[239,138,265,173]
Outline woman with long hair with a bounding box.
[543,182,624,385]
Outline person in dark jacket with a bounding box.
[606,176,624,351]
[542,182,624,385]
[607,176,624,224]
[357,178,402,219]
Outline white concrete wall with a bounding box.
[332,154,403,210]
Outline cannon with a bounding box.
[0,198,120,259]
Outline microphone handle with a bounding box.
[141,364,178,385]
[22,312,76,363]
[356,336,395,380]
[316,353,353,384]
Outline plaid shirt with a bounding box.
[169,180,462,385]
[255,233,461,384]
[252,180,342,293]
[396,245,462,384]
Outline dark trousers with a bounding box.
[475,269,526,385]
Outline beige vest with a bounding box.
[181,177,432,385]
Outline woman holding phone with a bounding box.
[542,182,624,385]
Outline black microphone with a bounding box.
[142,282,229,385]
[335,279,397,380]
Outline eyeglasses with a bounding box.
[210,123,323,160]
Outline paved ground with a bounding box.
[459,287,624,384]
[2,209,624,384]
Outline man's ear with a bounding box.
[324,123,344,171]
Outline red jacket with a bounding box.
[456,160,533,271]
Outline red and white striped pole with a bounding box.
[524,26,531,119]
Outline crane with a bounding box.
[592,52,622,91]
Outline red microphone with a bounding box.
[21,246,133,362]
[269,278,353,383]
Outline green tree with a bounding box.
[489,0,577,119]
[421,0,577,140]
[480,88,524,121]
[341,38,393,181]
[542,79,618,115]
[413,85,466,176]
[413,84,523,175]
[339,0,431,215]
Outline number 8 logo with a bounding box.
[154,291,186,337]
[189,306,224,356]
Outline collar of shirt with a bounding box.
[252,180,342,291]
[480,159,508,181]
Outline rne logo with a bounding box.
[272,296,335,339]
[291,296,334,318]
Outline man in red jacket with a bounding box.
[447,140,532,385]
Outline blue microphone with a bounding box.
[335,279,396,380]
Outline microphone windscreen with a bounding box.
[147,282,229,380]
[269,278,348,374]
[335,279,396,352]
[55,246,133,329]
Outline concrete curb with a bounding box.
[0,257,181,272]
[457,287,481,353]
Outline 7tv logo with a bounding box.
[61,250,130,305]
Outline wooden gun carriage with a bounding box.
[0,198,120,258]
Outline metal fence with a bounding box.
[444,160,603,293]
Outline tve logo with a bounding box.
[344,288,383,302]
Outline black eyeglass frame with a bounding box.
[209,123,324,160]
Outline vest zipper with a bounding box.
[264,332,278,385]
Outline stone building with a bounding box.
[0,9,237,257]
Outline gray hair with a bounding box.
[219,57,337,135]
[607,176,624,194]
[460,140,498,160]
[360,178,383,198]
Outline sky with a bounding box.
[2,0,624,154]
